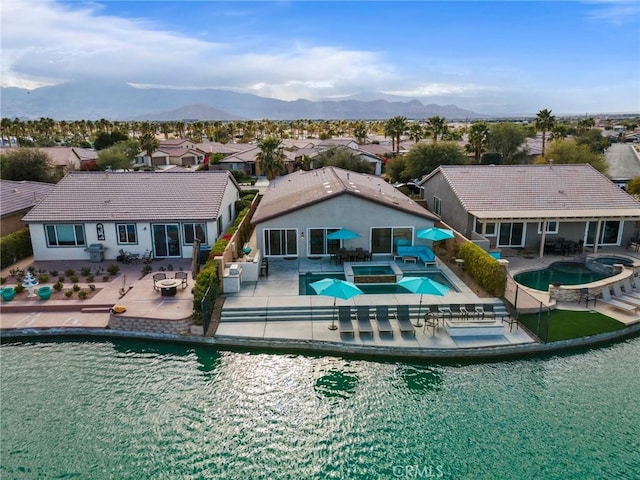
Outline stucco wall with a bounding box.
[421,172,469,234]
[255,195,434,258]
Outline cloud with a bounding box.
[583,0,640,25]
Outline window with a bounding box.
[117,224,137,244]
[183,223,206,245]
[586,221,621,246]
[498,222,525,247]
[263,229,298,256]
[433,196,442,216]
[475,221,496,236]
[371,227,413,254]
[309,228,340,255]
[217,217,223,238]
[228,204,232,222]
[45,224,86,247]
[538,221,559,234]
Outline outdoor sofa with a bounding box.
[396,245,436,266]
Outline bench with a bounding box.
[396,245,436,267]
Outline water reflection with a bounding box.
[396,365,443,393]
[314,369,360,399]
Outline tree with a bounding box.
[256,136,285,180]
[535,108,556,157]
[535,139,608,174]
[626,176,640,196]
[426,116,447,143]
[312,147,371,173]
[574,128,610,154]
[385,155,408,183]
[139,133,159,164]
[0,148,60,182]
[93,130,128,150]
[96,139,140,171]
[467,122,489,164]
[384,116,407,154]
[353,122,368,144]
[403,142,468,180]
[486,123,528,164]
[408,123,424,143]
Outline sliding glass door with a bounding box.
[152,224,181,257]
[263,229,298,257]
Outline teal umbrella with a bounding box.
[417,227,454,242]
[310,278,363,330]
[327,228,362,240]
[397,276,450,327]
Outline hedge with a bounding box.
[211,207,250,256]
[0,228,32,269]
[192,259,219,324]
[457,241,506,297]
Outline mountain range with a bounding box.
[0,80,486,121]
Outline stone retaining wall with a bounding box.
[108,314,192,335]
[550,266,639,303]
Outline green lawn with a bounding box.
[519,309,626,343]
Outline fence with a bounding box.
[200,279,217,335]
[504,272,553,342]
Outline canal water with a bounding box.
[1,338,639,479]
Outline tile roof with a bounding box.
[22,171,237,223]
[1,180,56,217]
[252,166,437,224]
[423,164,640,220]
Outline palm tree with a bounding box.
[140,132,159,165]
[385,116,408,153]
[408,122,424,143]
[468,122,490,164]
[256,136,285,180]
[535,108,556,156]
[426,116,447,143]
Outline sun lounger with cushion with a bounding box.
[622,278,640,300]
[337,306,355,336]
[356,306,374,335]
[600,287,638,312]
[612,284,640,308]
[375,306,394,335]
[394,305,415,336]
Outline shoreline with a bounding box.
[3,321,640,362]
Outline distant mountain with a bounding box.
[0,80,485,120]
[133,104,244,121]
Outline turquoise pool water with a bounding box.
[514,261,610,291]
[351,265,395,275]
[300,272,456,295]
[1,338,639,479]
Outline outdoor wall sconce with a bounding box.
[300,232,305,239]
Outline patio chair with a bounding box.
[356,306,374,336]
[427,304,442,325]
[504,312,519,332]
[578,288,597,307]
[142,250,153,264]
[622,278,640,299]
[153,272,167,292]
[174,271,188,289]
[612,283,640,308]
[337,306,354,337]
[449,304,463,320]
[118,249,132,263]
[374,305,394,336]
[600,287,638,313]
[464,304,479,320]
[394,305,415,336]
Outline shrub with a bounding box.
[102,275,110,282]
[49,270,58,277]
[107,264,120,276]
[80,267,92,276]
[192,260,219,324]
[37,274,49,283]
[72,283,81,292]
[77,290,88,300]
[65,269,75,277]
[167,264,174,271]
[53,282,63,291]
[0,228,33,269]
[86,274,94,282]
[70,275,79,283]
[457,241,506,297]
[64,290,73,298]
[58,275,65,282]
[14,284,25,294]
[27,266,35,273]
[141,265,152,276]
[0,277,5,285]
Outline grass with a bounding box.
[519,309,626,343]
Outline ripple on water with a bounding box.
[1,338,640,479]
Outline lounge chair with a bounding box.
[174,271,188,289]
[504,312,519,332]
[463,304,478,320]
[600,287,638,312]
[375,306,394,335]
[141,250,153,264]
[611,283,640,308]
[622,278,640,300]
[356,306,374,336]
[449,304,463,320]
[337,306,354,336]
[153,272,167,292]
[394,305,415,336]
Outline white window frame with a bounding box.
[45,224,86,247]
[116,223,138,244]
[182,223,207,245]
[538,221,559,234]
[433,196,442,216]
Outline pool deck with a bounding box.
[2,247,640,356]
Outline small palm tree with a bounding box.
[535,108,556,157]
[385,116,408,154]
[426,116,447,143]
[256,136,285,180]
[468,122,490,164]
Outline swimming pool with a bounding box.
[300,271,457,295]
[592,255,634,267]
[514,261,611,291]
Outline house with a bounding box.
[134,147,205,169]
[251,167,438,258]
[419,164,640,256]
[1,147,98,173]
[22,171,240,261]
[0,180,55,236]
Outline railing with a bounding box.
[200,281,216,335]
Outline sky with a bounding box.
[1,0,639,115]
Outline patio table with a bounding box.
[157,279,182,297]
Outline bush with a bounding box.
[64,290,73,298]
[65,269,75,277]
[107,264,120,276]
[102,275,110,282]
[192,260,219,324]
[49,270,58,277]
[457,241,506,297]
[70,275,79,283]
[78,290,88,300]
[141,265,152,276]
[14,284,25,294]
[53,282,63,291]
[72,283,81,292]
[86,274,94,282]
[37,274,49,283]
[80,267,92,276]
[0,228,33,269]
[58,275,65,282]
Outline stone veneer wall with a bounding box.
[108,315,193,335]
[549,266,640,303]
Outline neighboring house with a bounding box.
[419,164,640,256]
[0,180,55,236]
[218,147,261,176]
[251,166,438,258]
[1,147,98,173]
[135,147,205,168]
[22,171,240,261]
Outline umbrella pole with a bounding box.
[328,298,338,330]
[414,294,424,327]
